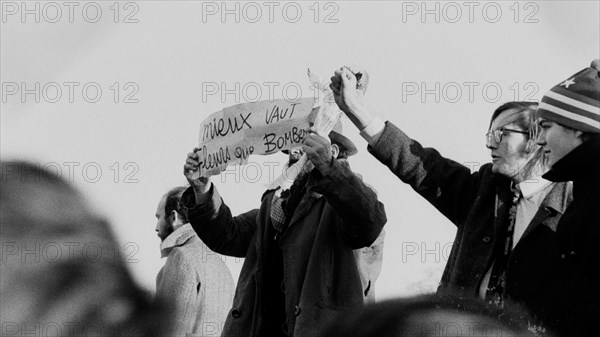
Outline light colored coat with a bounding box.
[156,224,235,337]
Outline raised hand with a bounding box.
[302,130,335,176]
[183,148,211,204]
[330,67,373,130]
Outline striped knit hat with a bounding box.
[537,59,600,134]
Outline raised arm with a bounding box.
[330,68,486,226]
[182,149,258,257]
[303,132,386,248]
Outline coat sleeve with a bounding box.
[311,160,387,249]
[181,185,259,257]
[155,250,199,337]
[367,121,485,227]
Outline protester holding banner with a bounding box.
[534,59,600,336]
[181,121,386,337]
[330,68,576,334]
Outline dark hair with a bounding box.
[580,132,599,143]
[164,186,188,224]
[0,161,171,337]
[317,294,541,337]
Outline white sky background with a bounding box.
[1,0,599,301]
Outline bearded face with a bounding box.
[287,148,304,166]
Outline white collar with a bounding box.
[517,177,553,200]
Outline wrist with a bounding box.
[192,182,211,205]
[318,156,335,176]
[359,117,385,145]
[346,102,374,130]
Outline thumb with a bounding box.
[341,67,358,88]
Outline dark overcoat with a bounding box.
[542,136,600,336]
[182,160,386,337]
[368,122,572,330]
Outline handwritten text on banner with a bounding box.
[196,98,316,176]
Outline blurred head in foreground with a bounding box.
[317,294,542,337]
[1,161,170,337]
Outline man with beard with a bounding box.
[181,124,386,337]
[330,67,573,333]
[154,186,234,337]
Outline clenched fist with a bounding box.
[302,130,335,176]
[183,148,211,204]
[330,67,373,130]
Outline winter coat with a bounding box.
[156,224,235,337]
[181,160,386,337]
[542,136,600,337]
[368,122,572,328]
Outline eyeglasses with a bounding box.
[486,128,529,143]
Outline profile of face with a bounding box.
[155,195,174,241]
[536,118,583,168]
[486,109,535,181]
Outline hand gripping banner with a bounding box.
[194,97,316,177]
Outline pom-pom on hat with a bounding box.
[537,59,600,134]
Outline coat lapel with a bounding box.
[519,181,572,241]
[286,192,322,230]
[284,171,325,231]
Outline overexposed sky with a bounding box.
[2,0,599,300]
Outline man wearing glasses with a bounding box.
[330,67,572,333]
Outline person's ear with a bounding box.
[573,130,587,146]
[524,138,537,154]
[170,210,178,223]
[330,143,340,159]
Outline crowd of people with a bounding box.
[1,59,598,337]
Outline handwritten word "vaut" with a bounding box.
[265,102,300,124]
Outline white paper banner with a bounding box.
[195,98,316,177]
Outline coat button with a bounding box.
[231,309,242,318]
[482,236,491,243]
[294,305,301,316]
